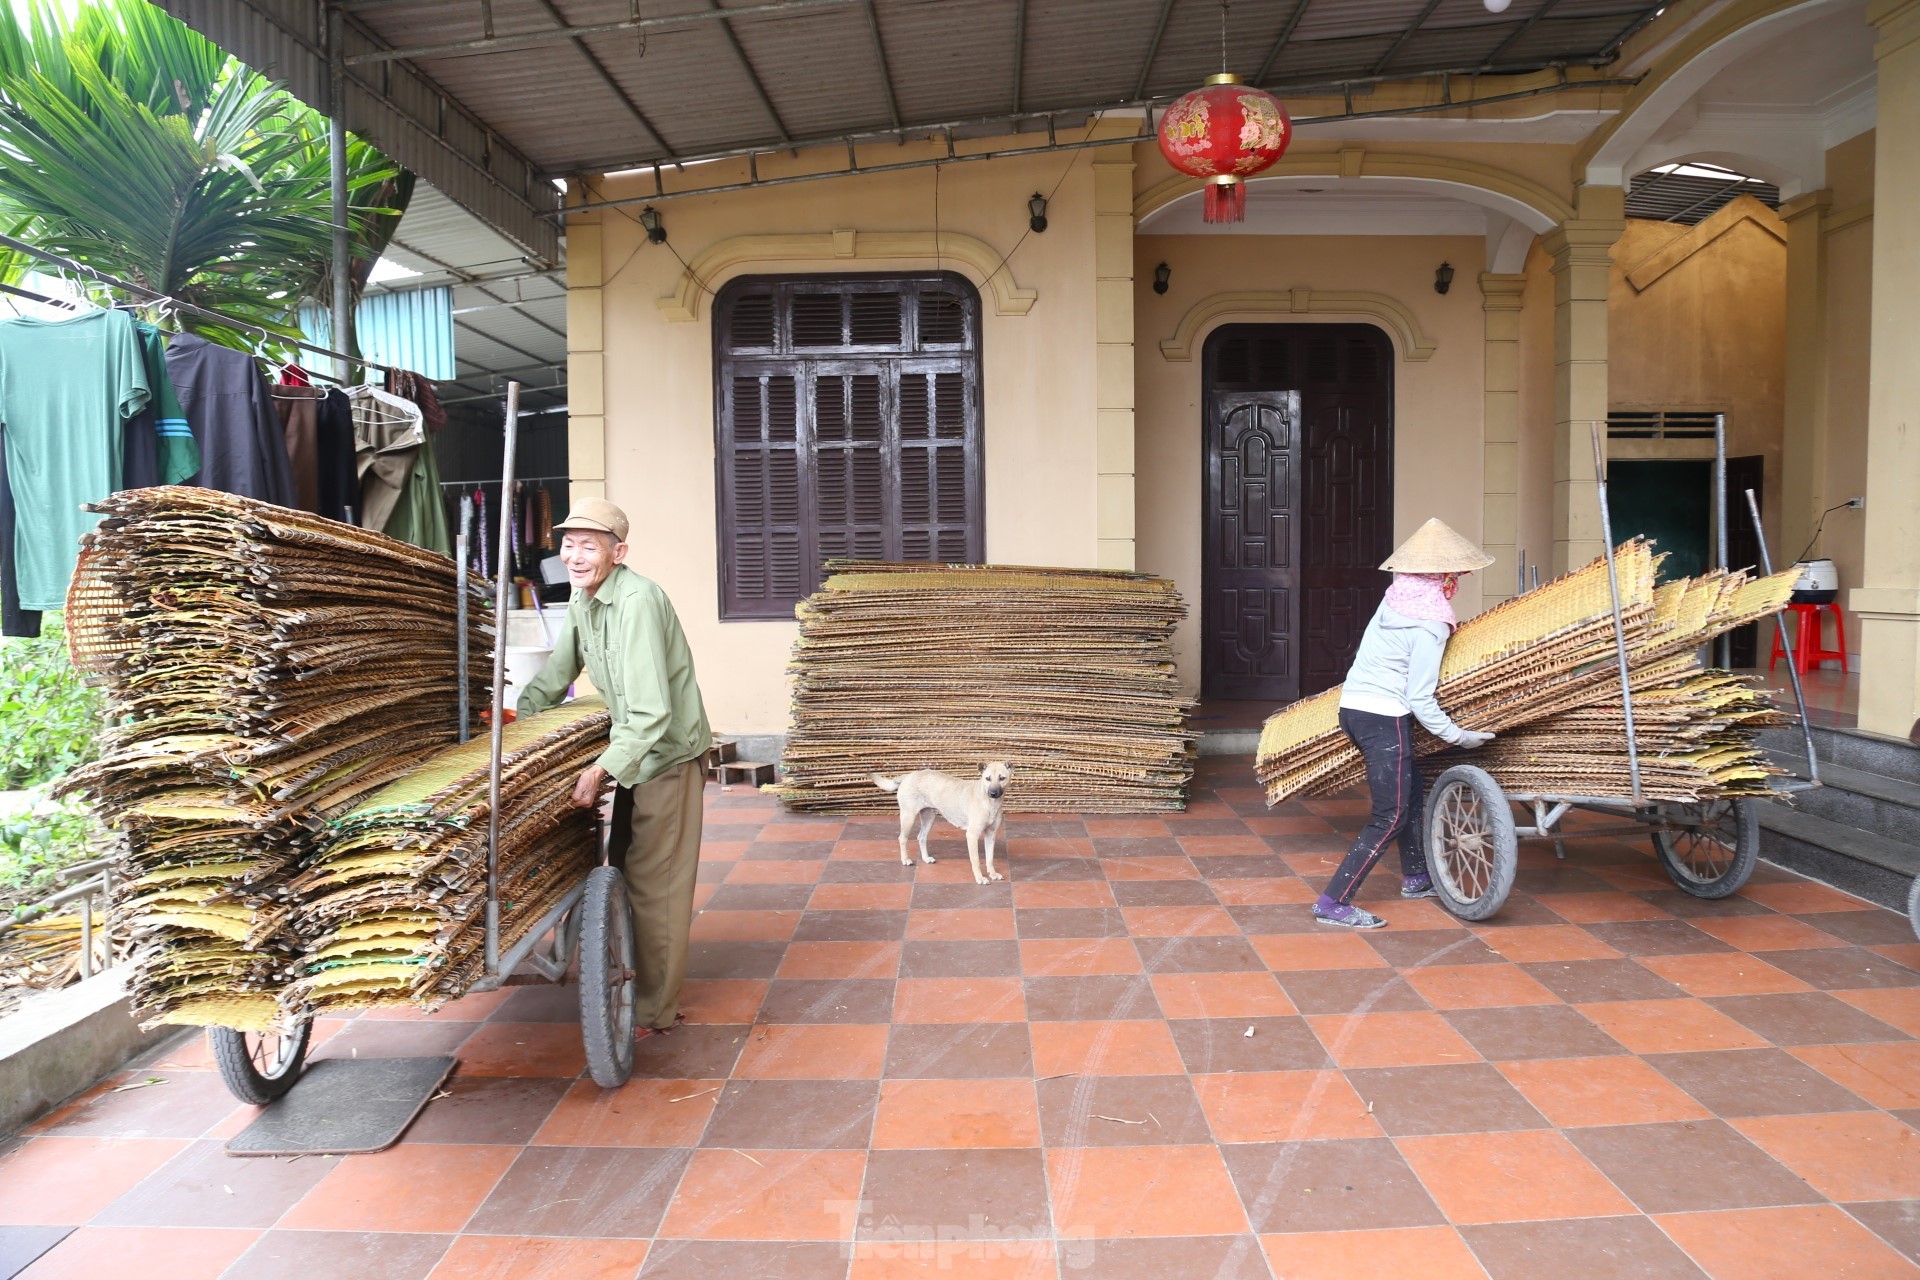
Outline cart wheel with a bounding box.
[579,864,637,1089]
[1908,876,1920,943]
[209,1017,311,1105]
[1425,765,1518,922]
[1654,799,1758,898]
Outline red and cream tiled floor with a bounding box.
[5,757,1920,1279]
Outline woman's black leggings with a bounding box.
[1326,707,1428,904]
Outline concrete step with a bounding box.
[1764,757,1920,843]
[716,760,776,787]
[1759,723,1920,788]
[1757,801,1919,913]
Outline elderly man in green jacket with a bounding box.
[518,497,712,1035]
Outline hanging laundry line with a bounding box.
[0,233,395,384]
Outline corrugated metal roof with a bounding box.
[1626,164,1782,225]
[171,0,1663,244]
[156,0,561,260]
[367,184,569,411]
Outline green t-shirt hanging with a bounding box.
[0,309,150,610]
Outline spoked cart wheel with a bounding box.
[1653,798,1758,899]
[578,864,638,1089]
[1425,765,1519,921]
[210,1017,312,1105]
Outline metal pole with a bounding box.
[328,6,354,385]
[484,383,521,978]
[1713,412,1730,669]
[456,495,472,745]
[1745,487,1820,786]
[1591,423,1645,804]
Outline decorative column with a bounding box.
[1480,273,1527,607]
[1779,189,1832,563]
[1091,135,1136,571]
[1855,0,1920,739]
[565,211,607,505]
[1541,185,1624,575]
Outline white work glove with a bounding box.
[1454,729,1496,750]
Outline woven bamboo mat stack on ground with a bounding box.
[770,561,1195,814]
[1256,543,1798,806]
[288,699,609,1014]
[57,487,492,1033]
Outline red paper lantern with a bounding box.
[1156,73,1292,224]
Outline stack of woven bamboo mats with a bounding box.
[58,487,492,1032]
[1256,543,1799,806]
[288,699,609,1013]
[771,561,1195,813]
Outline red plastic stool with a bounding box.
[1769,601,1849,673]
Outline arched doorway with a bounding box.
[1201,323,1395,703]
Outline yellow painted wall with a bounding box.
[1516,238,1557,589]
[1821,130,1875,658]
[1605,200,1789,562]
[1132,231,1490,698]
[577,143,1105,734]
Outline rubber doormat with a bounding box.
[225,1056,456,1156]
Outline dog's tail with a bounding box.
[871,774,900,793]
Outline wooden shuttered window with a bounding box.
[715,275,984,620]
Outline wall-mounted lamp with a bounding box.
[1434,261,1455,295]
[639,205,667,244]
[1153,262,1172,295]
[1028,192,1049,234]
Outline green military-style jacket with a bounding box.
[518,564,711,787]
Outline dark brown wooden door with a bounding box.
[1203,390,1301,701]
[1202,324,1394,701]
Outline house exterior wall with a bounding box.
[571,143,1109,734]
[1131,230,1490,699]
[1605,201,1790,559]
[570,120,1857,734]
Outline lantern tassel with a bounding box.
[1204,179,1247,224]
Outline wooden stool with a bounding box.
[1769,601,1849,674]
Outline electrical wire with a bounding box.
[1793,500,1855,565]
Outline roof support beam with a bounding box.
[1598,4,1664,60]
[1133,0,1179,100]
[864,1,901,129]
[1011,0,1027,112]
[706,0,796,142]
[389,236,568,343]
[344,0,857,67]
[1479,0,1565,69]
[1371,0,1445,75]
[1254,0,1312,86]
[530,0,678,156]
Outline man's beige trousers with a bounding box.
[606,757,706,1030]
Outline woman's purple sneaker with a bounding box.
[1313,895,1387,930]
[1401,873,1436,899]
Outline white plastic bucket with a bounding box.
[503,644,553,710]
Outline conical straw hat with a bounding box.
[1379,518,1494,573]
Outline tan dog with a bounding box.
[873,763,1012,884]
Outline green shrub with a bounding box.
[0,615,103,790]
[0,791,100,902]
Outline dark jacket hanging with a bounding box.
[166,333,296,506]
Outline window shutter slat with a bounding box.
[729,293,775,348]
[792,294,843,346]
[850,293,901,346]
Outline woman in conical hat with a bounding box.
[1313,519,1495,930]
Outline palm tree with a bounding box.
[0,0,408,347]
